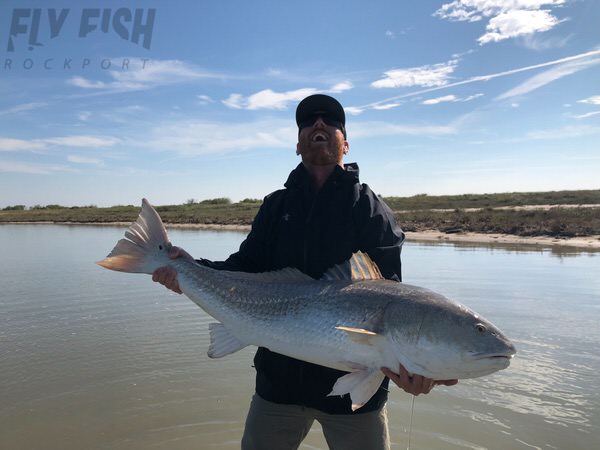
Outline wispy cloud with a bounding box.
[351,121,457,139]
[139,118,296,156]
[0,138,45,152]
[0,135,120,153]
[67,155,104,166]
[496,53,600,99]
[197,95,214,105]
[524,124,600,140]
[572,111,600,119]
[0,159,75,174]
[571,95,600,119]
[360,49,600,111]
[0,102,48,116]
[68,59,227,94]
[434,0,567,45]
[371,59,459,88]
[43,135,120,148]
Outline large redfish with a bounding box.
[98,199,516,410]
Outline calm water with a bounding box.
[1,224,599,450]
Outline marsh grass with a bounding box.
[2,191,599,237]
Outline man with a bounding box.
[153,94,457,449]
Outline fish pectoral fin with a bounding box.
[328,369,385,412]
[336,326,380,345]
[207,322,248,358]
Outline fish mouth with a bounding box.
[471,351,516,361]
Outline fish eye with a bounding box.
[475,323,487,333]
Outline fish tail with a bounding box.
[96,198,171,274]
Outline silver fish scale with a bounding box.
[171,259,402,370]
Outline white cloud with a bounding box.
[434,0,566,45]
[479,9,561,44]
[223,88,316,110]
[197,95,214,105]
[351,121,457,139]
[43,135,120,148]
[247,88,317,110]
[422,93,483,105]
[497,54,600,100]
[572,111,600,119]
[423,95,458,105]
[345,106,365,115]
[525,124,600,140]
[0,160,74,174]
[77,111,92,121]
[373,102,403,110]
[371,59,458,88]
[361,49,600,111]
[67,155,104,165]
[0,102,48,116]
[68,59,226,93]
[0,138,45,152]
[223,93,244,109]
[140,118,296,156]
[385,30,396,39]
[578,95,600,105]
[0,135,120,153]
[330,81,354,93]
[222,83,351,111]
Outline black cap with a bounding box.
[296,94,346,138]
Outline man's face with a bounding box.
[296,116,348,166]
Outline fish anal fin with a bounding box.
[321,251,384,281]
[328,369,386,411]
[336,326,380,345]
[208,322,248,358]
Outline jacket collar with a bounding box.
[284,162,360,190]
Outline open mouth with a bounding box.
[311,131,329,143]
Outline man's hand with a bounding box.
[382,364,458,396]
[151,246,193,294]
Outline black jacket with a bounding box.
[199,162,405,414]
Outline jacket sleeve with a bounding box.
[354,185,405,282]
[197,196,271,273]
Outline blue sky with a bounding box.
[1,0,599,208]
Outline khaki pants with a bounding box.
[241,394,390,450]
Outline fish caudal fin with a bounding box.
[328,369,386,411]
[96,199,171,274]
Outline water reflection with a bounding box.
[408,237,600,258]
[1,224,599,450]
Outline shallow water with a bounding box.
[1,224,598,449]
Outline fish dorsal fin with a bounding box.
[321,251,384,281]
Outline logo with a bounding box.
[6,8,156,52]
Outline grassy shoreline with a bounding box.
[2,190,599,247]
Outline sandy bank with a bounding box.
[4,221,599,250]
[136,223,600,250]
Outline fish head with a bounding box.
[384,287,517,380]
